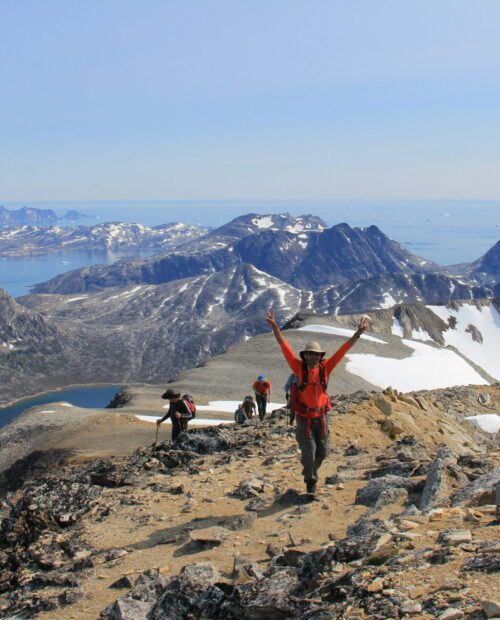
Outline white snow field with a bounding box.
[195,400,286,413]
[136,415,230,426]
[297,324,387,344]
[465,414,500,434]
[345,339,488,392]
[135,399,287,424]
[427,304,500,380]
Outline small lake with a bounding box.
[0,385,121,429]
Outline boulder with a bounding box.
[355,475,415,508]
[451,466,500,507]
[231,478,265,499]
[419,448,466,512]
[189,527,226,547]
[437,528,472,546]
[374,395,393,416]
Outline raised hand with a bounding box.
[266,308,276,326]
[358,315,370,332]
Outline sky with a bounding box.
[1,1,500,202]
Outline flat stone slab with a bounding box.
[438,528,472,546]
[190,527,226,546]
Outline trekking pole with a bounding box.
[154,423,160,449]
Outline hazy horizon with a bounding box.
[2,1,500,201]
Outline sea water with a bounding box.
[1,199,499,298]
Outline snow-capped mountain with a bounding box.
[460,240,500,287]
[3,212,498,404]
[30,219,444,294]
[0,222,209,256]
[6,267,499,405]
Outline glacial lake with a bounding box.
[0,385,121,429]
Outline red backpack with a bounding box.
[182,394,196,418]
[290,361,331,437]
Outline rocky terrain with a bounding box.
[28,215,499,297]
[0,206,86,228]
[30,220,450,294]
[0,222,209,257]
[2,280,499,405]
[1,212,498,406]
[0,383,498,618]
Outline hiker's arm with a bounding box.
[266,308,301,372]
[325,316,368,372]
[157,409,171,425]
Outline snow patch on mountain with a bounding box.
[391,317,405,337]
[297,324,387,344]
[381,292,397,309]
[411,327,432,341]
[196,400,286,413]
[465,414,500,434]
[252,216,274,229]
[345,339,488,391]
[427,303,500,380]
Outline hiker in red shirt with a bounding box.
[252,375,272,421]
[266,308,368,495]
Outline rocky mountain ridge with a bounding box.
[0,222,209,257]
[0,383,498,618]
[0,206,87,228]
[2,277,499,405]
[31,219,445,294]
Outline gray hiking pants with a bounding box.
[295,414,329,483]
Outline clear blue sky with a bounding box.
[1,1,500,201]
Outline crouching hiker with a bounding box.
[234,403,248,424]
[266,309,368,496]
[157,389,194,442]
[242,395,257,419]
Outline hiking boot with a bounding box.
[306,480,317,495]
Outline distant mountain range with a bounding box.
[30,213,498,297]
[0,205,88,228]
[0,221,209,256]
[0,212,498,404]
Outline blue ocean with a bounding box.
[1,200,499,298]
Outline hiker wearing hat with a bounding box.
[157,389,192,442]
[253,374,272,421]
[266,309,368,495]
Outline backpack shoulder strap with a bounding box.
[299,361,309,391]
[319,361,328,390]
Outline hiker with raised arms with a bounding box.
[266,308,369,496]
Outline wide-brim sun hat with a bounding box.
[299,341,326,360]
[162,388,181,399]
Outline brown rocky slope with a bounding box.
[0,384,498,619]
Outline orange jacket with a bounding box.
[279,337,354,409]
[253,380,272,395]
